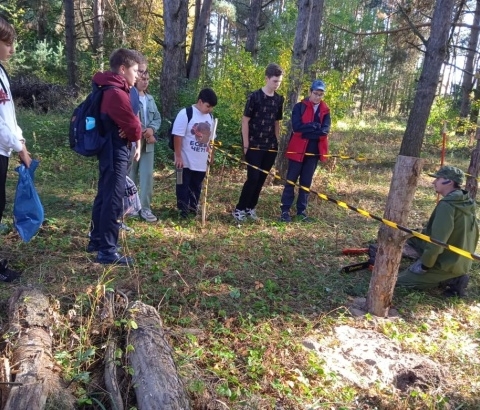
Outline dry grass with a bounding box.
[0,111,479,409]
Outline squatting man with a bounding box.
[396,166,479,298]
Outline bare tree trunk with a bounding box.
[161,0,188,119]
[187,0,213,79]
[465,116,480,199]
[366,156,424,317]
[276,0,314,179]
[399,0,456,157]
[127,301,191,410]
[64,0,78,91]
[304,0,325,71]
[93,0,105,71]
[245,0,262,58]
[2,288,75,410]
[369,0,456,316]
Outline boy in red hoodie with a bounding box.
[87,48,142,265]
[279,80,330,222]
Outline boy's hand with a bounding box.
[19,147,32,168]
[143,128,155,144]
[174,154,183,169]
[133,142,141,161]
[119,129,127,139]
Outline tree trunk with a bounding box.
[186,0,213,80]
[245,0,262,58]
[127,301,191,410]
[465,116,480,200]
[369,0,456,316]
[93,0,105,71]
[276,0,314,179]
[2,288,75,410]
[161,0,188,119]
[366,156,424,316]
[304,0,325,71]
[399,0,456,157]
[64,0,78,91]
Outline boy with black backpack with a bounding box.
[171,88,217,218]
[86,48,143,265]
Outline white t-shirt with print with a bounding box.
[172,105,214,172]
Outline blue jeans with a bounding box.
[176,168,206,215]
[280,156,319,214]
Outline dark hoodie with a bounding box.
[421,189,479,275]
[92,71,142,143]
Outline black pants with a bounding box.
[0,155,9,222]
[89,143,129,253]
[176,168,206,216]
[236,148,277,211]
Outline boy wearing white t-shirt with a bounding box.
[172,88,217,218]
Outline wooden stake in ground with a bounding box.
[366,156,424,317]
[201,118,218,226]
[127,301,191,410]
[2,288,75,410]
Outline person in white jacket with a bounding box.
[0,16,32,234]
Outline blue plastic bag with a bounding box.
[13,159,44,242]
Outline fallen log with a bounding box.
[1,287,75,410]
[127,301,191,410]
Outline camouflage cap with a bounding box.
[428,166,465,185]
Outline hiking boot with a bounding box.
[140,209,158,222]
[0,259,21,282]
[279,211,292,222]
[232,209,246,222]
[442,275,469,298]
[120,222,134,233]
[96,251,134,266]
[295,212,313,222]
[246,208,259,220]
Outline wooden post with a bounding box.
[127,301,191,410]
[201,118,218,227]
[366,156,424,317]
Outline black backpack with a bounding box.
[69,83,116,157]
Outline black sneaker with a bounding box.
[96,251,134,266]
[442,275,469,298]
[0,259,22,282]
[279,211,291,222]
[295,212,314,222]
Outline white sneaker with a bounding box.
[140,209,158,222]
[232,208,246,221]
[246,208,259,220]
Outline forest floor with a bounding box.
[0,111,479,409]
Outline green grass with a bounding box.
[0,110,479,409]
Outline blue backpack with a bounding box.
[69,83,116,156]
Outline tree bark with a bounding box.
[276,0,314,179]
[245,0,263,58]
[161,0,188,119]
[187,0,213,80]
[64,0,78,92]
[399,0,456,157]
[366,156,424,317]
[465,116,480,200]
[2,288,75,410]
[304,0,325,72]
[93,0,105,71]
[127,301,191,410]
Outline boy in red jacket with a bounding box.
[279,80,331,222]
[87,48,143,265]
